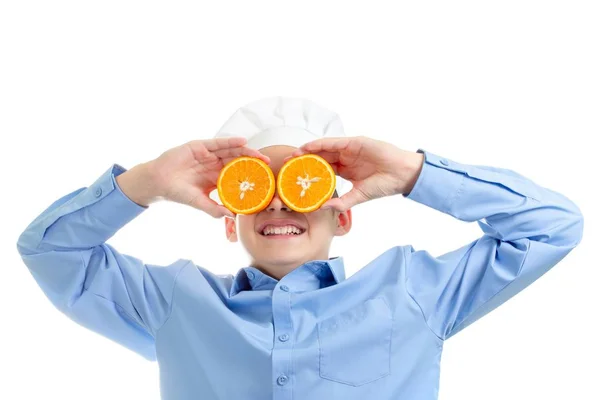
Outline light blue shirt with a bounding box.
[16,149,584,399]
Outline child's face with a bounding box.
[224,145,352,280]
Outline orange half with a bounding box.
[277,154,336,212]
[217,157,275,215]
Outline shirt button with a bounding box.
[280,285,289,292]
[277,375,288,386]
[247,271,255,280]
[279,334,289,342]
[94,188,102,197]
[440,158,449,166]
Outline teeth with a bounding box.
[261,225,303,236]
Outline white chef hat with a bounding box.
[209,96,351,205]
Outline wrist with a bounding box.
[115,162,163,207]
[396,151,424,196]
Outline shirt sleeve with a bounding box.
[16,164,187,361]
[402,149,584,340]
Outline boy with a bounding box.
[16,97,584,399]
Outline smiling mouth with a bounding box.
[259,226,307,236]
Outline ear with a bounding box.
[224,216,238,242]
[334,208,352,236]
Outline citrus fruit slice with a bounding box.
[277,154,336,212]
[217,156,275,215]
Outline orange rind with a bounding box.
[277,154,336,212]
[217,157,275,215]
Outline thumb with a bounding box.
[321,189,366,212]
[193,196,235,219]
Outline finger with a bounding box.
[206,205,235,219]
[316,151,340,165]
[284,152,339,166]
[191,195,235,218]
[294,137,351,156]
[319,198,344,212]
[215,205,236,219]
[202,137,248,151]
[329,162,340,175]
[321,189,366,212]
[186,137,248,159]
[213,147,270,164]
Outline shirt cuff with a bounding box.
[86,164,148,230]
[402,149,467,215]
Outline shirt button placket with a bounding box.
[272,283,294,399]
[277,375,288,386]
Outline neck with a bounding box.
[252,254,330,281]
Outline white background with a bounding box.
[1,1,598,399]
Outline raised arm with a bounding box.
[402,149,584,340]
[16,137,269,359]
[289,136,584,341]
[16,163,185,360]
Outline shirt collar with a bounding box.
[229,256,346,297]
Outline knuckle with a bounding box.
[185,139,201,148]
[206,207,220,218]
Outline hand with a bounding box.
[286,136,424,212]
[118,137,270,218]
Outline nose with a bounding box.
[266,191,292,212]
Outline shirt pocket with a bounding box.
[317,297,392,386]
